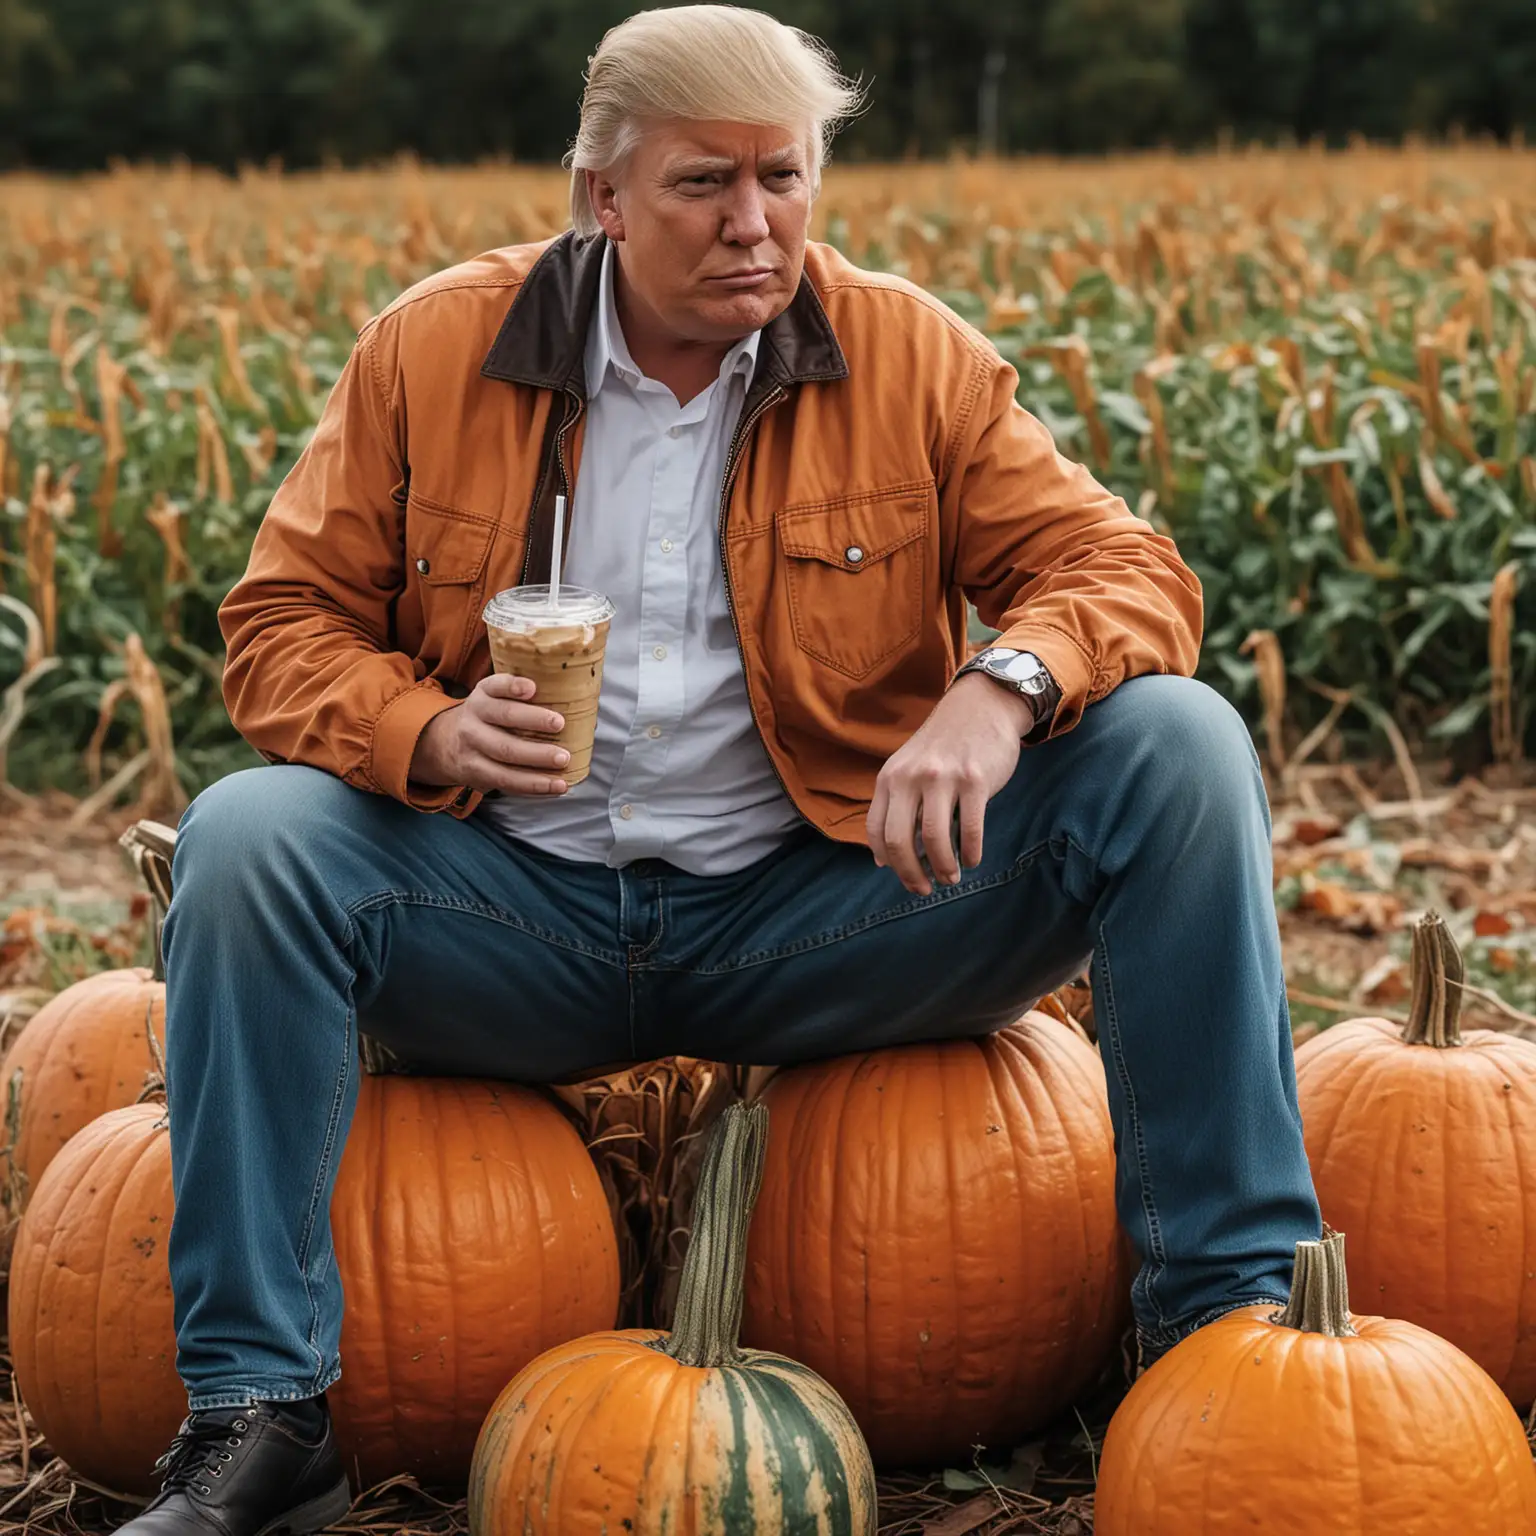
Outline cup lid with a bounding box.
[483,584,615,628]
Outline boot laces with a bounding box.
[154,1413,250,1495]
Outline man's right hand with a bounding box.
[410,674,570,796]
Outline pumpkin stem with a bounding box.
[661,1099,769,1370]
[1273,1228,1358,1337]
[1402,910,1464,1048]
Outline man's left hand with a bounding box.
[866,673,1036,895]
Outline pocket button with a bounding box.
[416,557,431,575]
[844,545,865,564]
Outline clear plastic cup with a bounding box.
[482,585,616,786]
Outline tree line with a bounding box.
[1,0,1532,171]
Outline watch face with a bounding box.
[994,651,1046,684]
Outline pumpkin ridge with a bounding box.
[1503,1059,1536,1398]
[734,1357,855,1535]
[97,1111,170,1446]
[716,1363,766,1535]
[833,1053,871,1423]
[436,1081,463,1448]
[1026,1027,1099,1362]
[79,1112,153,1450]
[539,1340,637,1528]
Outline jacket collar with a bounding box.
[480,230,849,394]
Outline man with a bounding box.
[132,6,1320,1531]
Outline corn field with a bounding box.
[1,146,1534,808]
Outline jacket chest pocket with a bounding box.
[405,492,500,674]
[778,484,932,679]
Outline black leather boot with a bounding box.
[116,1400,351,1534]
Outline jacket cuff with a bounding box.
[990,624,1096,741]
[370,683,484,817]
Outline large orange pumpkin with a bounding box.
[7,1102,176,1494]
[328,1075,621,1486]
[0,967,164,1221]
[1295,911,1536,1405]
[741,1012,1127,1467]
[470,1102,877,1535]
[9,1077,620,1496]
[1095,1230,1536,1533]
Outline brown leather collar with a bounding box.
[479,230,849,393]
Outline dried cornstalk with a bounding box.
[1241,630,1288,778]
[1417,445,1458,519]
[93,345,128,556]
[193,385,235,504]
[1026,337,1111,468]
[238,424,279,482]
[213,306,266,416]
[1415,335,1445,442]
[146,491,192,632]
[1490,561,1521,766]
[548,1057,750,1329]
[0,363,14,576]
[81,632,184,817]
[23,463,77,657]
[1134,359,1177,498]
[284,337,316,401]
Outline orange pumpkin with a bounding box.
[7,1102,177,1494]
[328,1075,621,1486]
[1295,911,1536,1405]
[0,967,164,1222]
[9,1077,620,1495]
[1096,1230,1536,1533]
[1,820,174,1226]
[741,1012,1127,1466]
[470,1102,877,1535]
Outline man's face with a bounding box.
[589,120,814,345]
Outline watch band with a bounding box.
[954,647,1062,739]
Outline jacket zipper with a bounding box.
[520,388,584,584]
[716,383,812,824]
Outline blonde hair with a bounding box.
[567,5,862,235]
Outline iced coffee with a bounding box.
[482,585,615,786]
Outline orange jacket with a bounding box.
[220,233,1202,842]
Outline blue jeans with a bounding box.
[162,675,1319,1409]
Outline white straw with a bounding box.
[548,494,566,608]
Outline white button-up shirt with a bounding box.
[481,243,803,875]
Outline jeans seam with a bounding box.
[290,922,356,1393]
[1096,927,1172,1335]
[650,843,1053,975]
[345,889,624,968]
[186,1369,342,1412]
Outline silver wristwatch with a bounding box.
[954,647,1061,738]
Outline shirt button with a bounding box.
[653,644,668,660]
[619,804,635,820]
[667,426,682,439]
[646,725,662,739]
[844,545,865,565]
[659,539,674,553]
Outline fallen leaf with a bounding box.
[1294,814,1344,845]
[1474,910,1514,937]
[923,1493,1004,1536]
[1297,878,1402,936]
[1357,955,1410,1005]
[942,1442,1045,1495]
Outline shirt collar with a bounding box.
[587,240,761,394]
